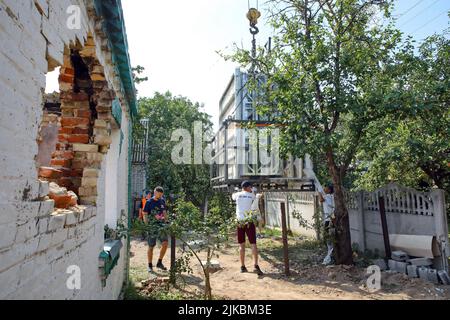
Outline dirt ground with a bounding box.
[129,235,450,300]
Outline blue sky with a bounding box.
[121,0,449,129]
[392,0,449,40]
[46,1,450,129]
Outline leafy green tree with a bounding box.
[138,92,213,209]
[226,0,414,264]
[354,30,449,194]
[132,197,235,300]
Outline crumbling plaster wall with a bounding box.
[0,0,131,299]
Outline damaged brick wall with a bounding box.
[0,0,132,300]
[40,41,116,207]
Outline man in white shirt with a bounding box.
[319,184,335,265]
[232,181,264,275]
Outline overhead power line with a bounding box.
[411,9,449,34]
[399,0,441,28]
[396,0,423,19]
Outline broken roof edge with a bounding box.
[93,0,137,118]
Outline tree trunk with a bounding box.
[204,269,212,300]
[326,150,353,265]
[204,247,212,300]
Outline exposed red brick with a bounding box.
[63,151,75,160]
[75,109,91,118]
[55,143,68,151]
[70,169,83,177]
[59,74,74,83]
[73,127,89,135]
[60,92,89,101]
[61,117,90,127]
[51,159,71,167]
[58,134,68,142]
[62,68,75,76]
[38,167,63,179]
[49,194,73,209]
[59,127,73,134]
[67,134,89,144]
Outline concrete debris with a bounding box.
[437,270,450,285]
[418,266,430,281]
[372,259,387,271]
[407,265,419,278]
[427,269,439,285]
[391,250,409,262]
[407,257,433,266]
[388,259,407,274]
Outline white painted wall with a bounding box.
[105,130,120,229]
[0,0,131,300]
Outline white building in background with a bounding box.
[210,68,307,190]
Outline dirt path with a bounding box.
[129,237,450,300]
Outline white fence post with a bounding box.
[358,190,366,252]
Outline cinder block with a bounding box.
[407,265,418,278]
[407,258,433,266]
[427,269,439,284]
[391,250,409,262]
[418,266,429,280]
[437,270,450,285]
[388,259,396,271]
[372,259,387,271]
[395,261,407,274]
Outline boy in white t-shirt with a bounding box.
[232,181,264,276]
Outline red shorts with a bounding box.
[237,223,256,244]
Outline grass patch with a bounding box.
[261,227,283,238]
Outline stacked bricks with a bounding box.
[55,39,114,205]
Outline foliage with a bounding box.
[352,30,449,195]
[132,197,235,300]
[137,92,213,209]
[208,192,234,220]
[170,198,236,300]
[226,0,411,264]
[132,65,149,85]
[104,216,128,241]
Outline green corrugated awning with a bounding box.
[93,0,137,118]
